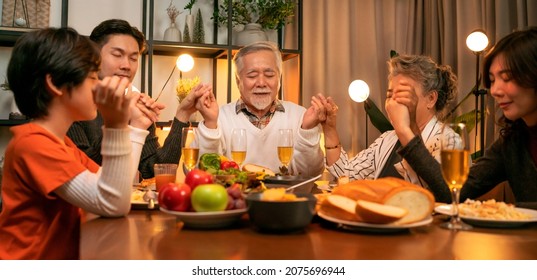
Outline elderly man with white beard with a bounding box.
[195,41,325,177]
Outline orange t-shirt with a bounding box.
[0,123,99,259]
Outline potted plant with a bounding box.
[213,0,296,45]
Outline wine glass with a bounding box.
[440,123,472,230]
[277,129,294,174]
[230,128,247,168]
[181,127,199,172]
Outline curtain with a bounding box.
[303,0,536,156]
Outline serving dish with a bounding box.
[434,204,537,228]
[246,192,317,232]
[264,174,322,193]
[318,212,433,233]
[159,208,247,229]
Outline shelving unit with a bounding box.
[0,0,302,126]
[141,0,302,105]
[0,0,69,126]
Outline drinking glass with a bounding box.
[277,129,294,173]
[231,128,247,168]
[154,164,177,192]
[440,123,472,230]
[181,127,199,172]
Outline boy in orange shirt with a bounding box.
[0,27,149,259]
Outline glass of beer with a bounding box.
[277,129,294,173]
[231,128,247,168]
[154,164,177,192]
[440,122,472,230]
[181,127,199,172]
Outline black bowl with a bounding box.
[245,192,317,232]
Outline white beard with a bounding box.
[250,94,273,111]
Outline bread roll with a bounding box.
[355,200,407,224]
[319,177,435,224]
[319,195,361,222]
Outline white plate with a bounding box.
[131,188,158,209]
[318,211,433,233]
[434,204,537,228]
[160,208,247,229]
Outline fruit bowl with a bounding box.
[245,192,317,232]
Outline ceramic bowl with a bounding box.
[245,192,317,232]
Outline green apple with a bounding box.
[191,184,229,212]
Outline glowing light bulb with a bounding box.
[348,80,370,103]
[176,54,194,72]
[466,30,489,53]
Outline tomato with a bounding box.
[220,160,239,170]
[158,182,191,212]
[191,184,228,212]
[184,169,214,190]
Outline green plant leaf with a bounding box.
[453,109,478,133]
[364,98,393,133]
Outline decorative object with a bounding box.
[1,0,51,29]
[192,8,205,44]
[236,23,268,46]
[176,76,201,102]
[444,31,489,159]
[183,15,193,43]
[213,0,296,45]
[466,30,489,158]
[182,0,196,43]
[348,80,371,146]
[176,54,199,102]
[163,1,182,41]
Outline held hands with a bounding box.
[195,84,219,129]
[176,83,213,123]
[130,92,166,129]
[302,93,338,130]
[385,78,420,144]
[93,76,133,129]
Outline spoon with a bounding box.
[285,174,322,193]
[143,188,157,209]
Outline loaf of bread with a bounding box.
[319,177,435,224]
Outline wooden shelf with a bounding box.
[0,119,29,126]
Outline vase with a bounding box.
[235,23,268,46]
[183,14,194,43]
[164,22,181,42]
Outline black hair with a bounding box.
[90,19,146,53]
[7,27,101,119]
[482,26,537,137]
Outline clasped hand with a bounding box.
[302,93,338,129]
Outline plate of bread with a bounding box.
[317,177,435,232]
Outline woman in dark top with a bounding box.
[399,27,537,206]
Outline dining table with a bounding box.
[80,208,537,260]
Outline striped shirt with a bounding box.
[327,117,455,189]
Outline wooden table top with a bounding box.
[80,209,537,260]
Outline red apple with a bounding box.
[158,182,192,211]
[184,169,214,190]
